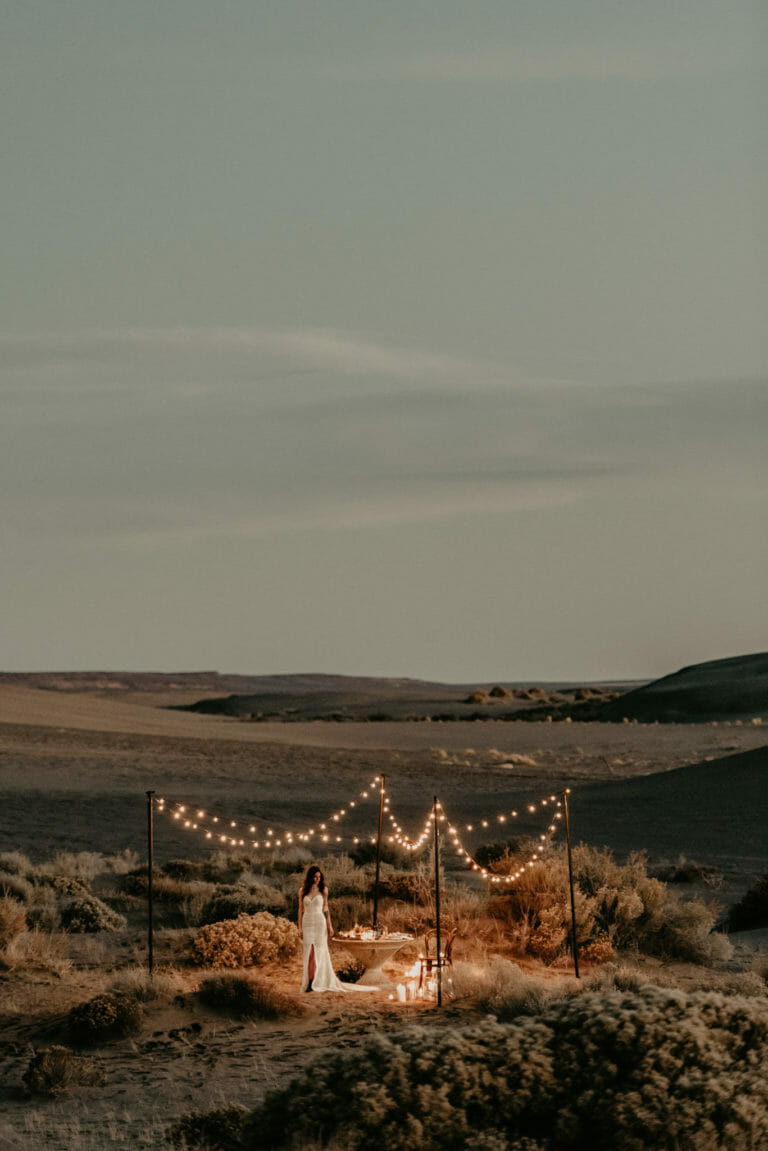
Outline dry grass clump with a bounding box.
[2,927,72,975]
[109,966,182,1002]
[229,987,768,1151]
[23,1045,103,1097]
[451,956,568,1019]
[35,851,105,882]
[66,992,143,1046]
[192,912,299,969]
[0,870,34,902]
[197,971,304,1020]
[0,850,33,875]
[0,895,27,949]
[582,962,658,994]
[60,895,127,934]
[119,868,212,906]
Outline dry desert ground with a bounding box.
[0,681,767,1150]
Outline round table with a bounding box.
[333,935,413,987]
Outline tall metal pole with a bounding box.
[433,796,442,1007]
[372,775,385,933]
[563,789,579,979]
[146,790,155,977]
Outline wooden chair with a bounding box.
[418,927,458,991]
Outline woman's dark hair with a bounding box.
[300,865,326,898]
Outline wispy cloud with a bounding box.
[3,326,762,550]
[0,326,508,390]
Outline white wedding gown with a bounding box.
[300,893,376,993]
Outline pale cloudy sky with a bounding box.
[2,1,765,681]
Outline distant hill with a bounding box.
[177,675,627,722]
[3,657,765,725]
[571,744,768,875]
[600,652,768,724]
[0,670,478,697]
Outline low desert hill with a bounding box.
[599,652,768,724]
[177,675,627,722]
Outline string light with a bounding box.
[155,782,570,888]
[155,777,381,851]
[435,793,565,884]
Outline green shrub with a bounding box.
[0,895,27,948]
[192,912,299,969]
[239,987,768,1150]
[166,1106,250,1150]
[23,1045,103,1096]
[728,873,768,933]
[36,873,91,899]
[60,896,127,934]
[198,972,303,1020]
[66,992,143,1046]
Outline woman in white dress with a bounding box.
[298,864,376,993]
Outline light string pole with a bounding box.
[433,796,442,1007]
[146,790,155,977]
[372,774,385,934]
[563,788,579,979]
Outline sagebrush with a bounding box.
[193,912,299,968]
[241,987,768,1150]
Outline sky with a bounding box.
[2,0,766,683]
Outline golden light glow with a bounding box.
[153,780,569,890]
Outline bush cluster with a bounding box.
[192,912,299,968]
[490,844,730,965]
[36,873,91,898]
[23,1045,103,1096]
[66,992,143,1046]
[59,895,127,934]
[240,987,768,1150]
